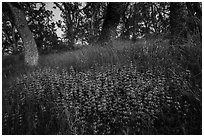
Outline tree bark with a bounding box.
[7,2,39,66]
[98,2,128,46]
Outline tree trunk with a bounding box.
[63,3,75,49]
[8,2,39,66]
[98,2,128,46]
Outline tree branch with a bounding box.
[153,3,170,16]
[54,2,65,13]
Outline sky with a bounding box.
[44,2,86,37]
[45,2,64,37]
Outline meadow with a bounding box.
[2,38,202,134]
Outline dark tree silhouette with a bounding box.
[97,2,128,46]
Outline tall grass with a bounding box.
[39,40,141,71]
[2,38,202,134]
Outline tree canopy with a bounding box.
[2,2,202,55]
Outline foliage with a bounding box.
[2,2,202,134]
[2,6,22,55]
[55,2,106,46]
[22,3,59,53]
[2,2,60,54]
[121,3,170,40]
[2,2,201,54]
[3,39,201,135]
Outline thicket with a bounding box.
[2,39,202,134]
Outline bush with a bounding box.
[2,61,201,134]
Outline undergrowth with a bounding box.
[2,39,202,134]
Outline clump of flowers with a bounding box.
[2,62,201,135]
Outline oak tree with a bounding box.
[6,2,39,66]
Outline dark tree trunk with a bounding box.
[169,2,187,45]
[7,2,39,66]
[63,3,75,49]
[98,2,128,46]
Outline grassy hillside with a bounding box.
[2,39,202,135]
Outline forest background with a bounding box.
[2,2,202,135]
